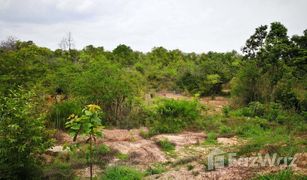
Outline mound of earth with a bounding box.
[105,139,167,165]
[104,130,208,167]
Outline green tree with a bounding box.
[236,22,306,111]
[72,59,143,126]
[0,40,52,94]
[112,44,138,66]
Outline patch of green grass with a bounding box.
[145,163,166,175]
[156,139,175,152]
[219,125,232,135]
[100,166,144,180]
[253,169,307,180]
[200,115,223,133]
[43,157,74,179]
[204,132,218,145]
[115,153,129,160]
[236,123,306,157]
[222,106,231,117]
[93,144,111,156]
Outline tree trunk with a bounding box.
[89,135,93,180]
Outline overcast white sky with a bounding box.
[0,0,306,53]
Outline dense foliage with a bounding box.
[148,99,202,134]
[0,89,53,179]
[233,22,307,113]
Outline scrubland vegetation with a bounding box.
[0,22,306,179]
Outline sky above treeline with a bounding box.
[0,0,306,53]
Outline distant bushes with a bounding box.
[232,101,306,124]
[176,51,240,96]
[148,99,202,135]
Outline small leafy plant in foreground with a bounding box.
[100,166,143,180]
[65,104,104,180]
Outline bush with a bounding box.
[241,101,265,117]
[150,99,201,134]
[219,125,232,134]
[47,100,82,130]
[101,166,143,180]
[199,115,223,133]
[145,163,166,175]
[222,106,231,117]
[204,132,218,144]
[156,139,175,152]
[93,144,111,156]
[265,103,283,121]
[235,118,270,137]
[233,101,306,128]
[0,89,53,179]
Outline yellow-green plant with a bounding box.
[65,104,103,180]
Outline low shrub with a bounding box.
[199,115,223,133]
[222,106,231,117]
[145,163,166,175]
[219,125,232,134]
[156,139,175,152]
[100,166,143,180]
[241,101,265,117]
[149,99,201,134]
[235,118,270,138]
[93,144,111,156]
[204,132,218,144]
